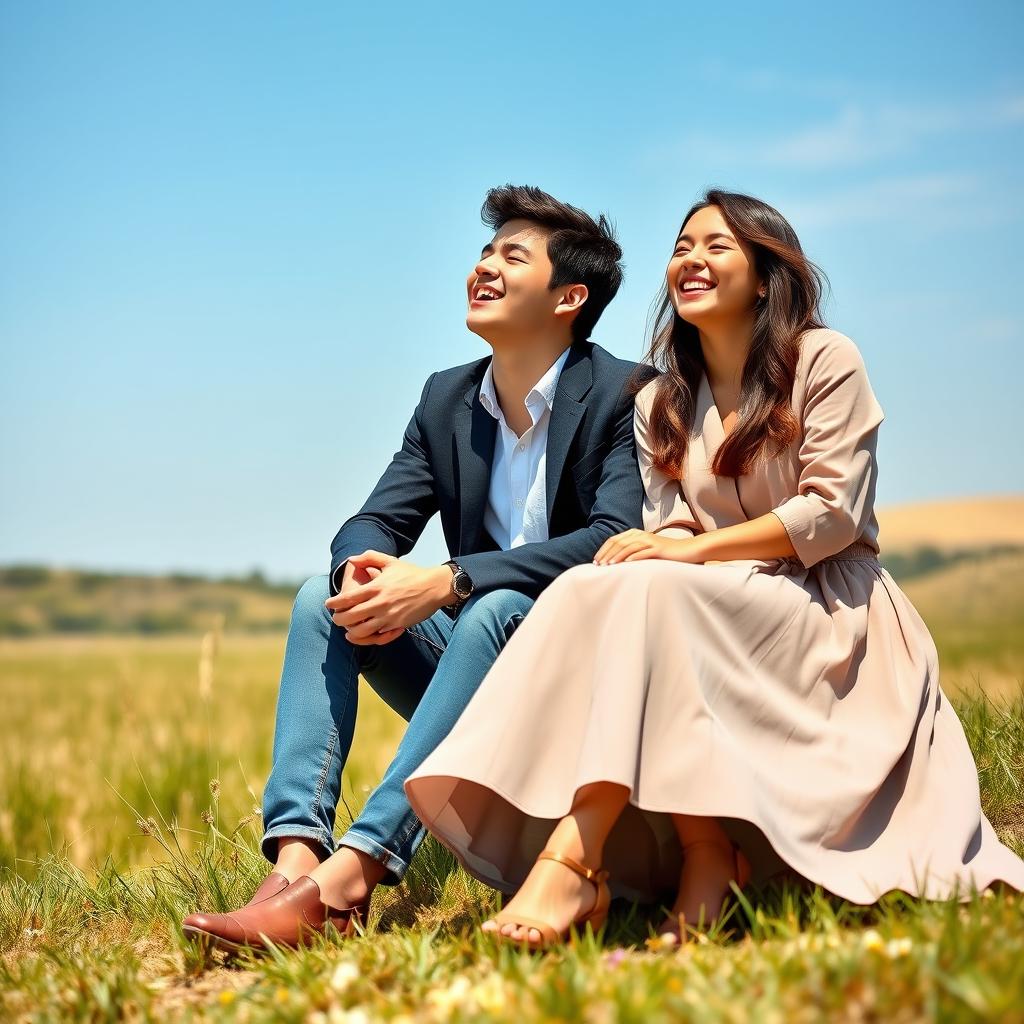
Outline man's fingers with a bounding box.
[326,586,379,612]
[343,617,389,642]
[332,607,377,629]
[347,627,405,647]
[347,550,397,569]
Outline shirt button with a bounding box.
[517,443,525,452]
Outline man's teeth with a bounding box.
[682,280,714,291]
[477,288,501,300]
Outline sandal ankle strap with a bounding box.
[538,849,609,885]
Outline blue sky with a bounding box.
[2,1,1022,581]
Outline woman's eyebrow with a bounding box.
[676,232,735,244]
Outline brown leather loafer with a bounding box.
[181,870,289,943]
[182,876,368,954]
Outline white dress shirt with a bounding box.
[477,346,572,551]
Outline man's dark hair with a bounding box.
[481,185,624,343]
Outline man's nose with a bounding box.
[473,257,498,279]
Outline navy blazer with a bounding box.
[330,341,649,599]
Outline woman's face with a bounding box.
[666,205,762,326]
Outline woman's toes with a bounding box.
[500,921,517,938]
[481,919,498,934]
[527,927,542,945]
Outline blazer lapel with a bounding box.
[545,344,593,522]
[454,379,497,553]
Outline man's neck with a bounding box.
[488,334,573,432]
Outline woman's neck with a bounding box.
[698,314,755,389]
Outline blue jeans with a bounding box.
[261,574,534,884]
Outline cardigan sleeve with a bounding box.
[634,380,701,540]
[772,330,884,567]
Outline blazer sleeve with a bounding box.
[772,331,884,567]
[329,373,440,593]
[455,381,645,598]
[634,380,701,539]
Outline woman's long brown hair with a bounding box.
[631,189,827,478]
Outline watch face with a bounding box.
[455,573,473,598]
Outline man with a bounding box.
[183,185,646,951]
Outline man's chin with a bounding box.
[466,315,506,344]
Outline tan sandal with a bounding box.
[487,849,611,950]
[657,839,751,944]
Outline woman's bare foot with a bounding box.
[482,855,600,945]
[482,783,625,946]
[657,840,748,943]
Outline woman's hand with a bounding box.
[593,529,706,566]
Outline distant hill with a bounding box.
[1,496,1021,638]
[0,566,298,637]
[876,496,1024,581]
[877,495,1024,553]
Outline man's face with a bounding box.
[466,219,562,342]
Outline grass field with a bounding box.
[2,542,1024,1020]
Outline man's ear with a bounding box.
[554,284,588,320]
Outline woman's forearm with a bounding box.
[690,512,797,563]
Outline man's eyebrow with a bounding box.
[480,240,534,258]
[676,231,735,244]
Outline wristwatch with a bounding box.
[443,560,474,612]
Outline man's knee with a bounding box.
[291,574,332,629]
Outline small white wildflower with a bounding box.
[861,929,884,952]
[331,1009,370,1024]
[330,960,359,991]
[886,937,913,958]
[426,976,472,1015]
[471,973,507,1013]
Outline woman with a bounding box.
[404,190,1024,947]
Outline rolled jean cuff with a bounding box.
[338,829,409,886]
[260,823,337,865]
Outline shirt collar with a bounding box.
[478,346,572,423]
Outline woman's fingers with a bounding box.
[623,547,659,562]
[598,540,652,565]
[595,529,646,564]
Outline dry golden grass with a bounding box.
[877,494,1024,553]
[901,549,1024,701]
